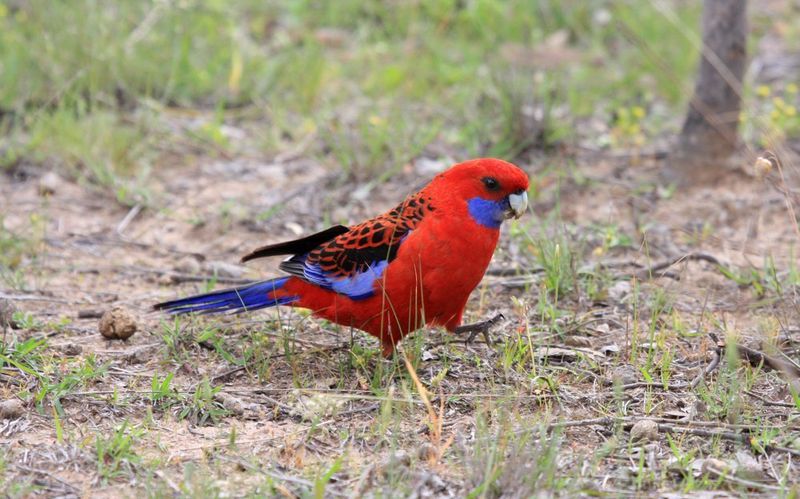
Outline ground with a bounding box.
[2,1,800,498]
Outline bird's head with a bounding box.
[430,158,530,229]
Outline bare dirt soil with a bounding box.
[2,147,800,497]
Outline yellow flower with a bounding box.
[785,105,797,117]
[787,83,798,94]
[756,85,771,97]
[301,118,317,134]
[772,97,786,109]
[631,106,646,120]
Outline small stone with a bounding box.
[314,27,349,48]
[284,222,305,236]
[60,344,82,356]
[0,299,20,329]
[98,307,138,340]
[564,335,592,348]
[417,442,438,463]
[610,364,638,385]
[600,344,620,356]
[593,323,611,336]
[38,171,62,196]
[753,156,773,178]
[630,419,659,443]
[382,450,411,472]
[214,392,246,416]
[701,458,731,475]
[608,280,631,302]
[292,391,347,420]
[126,346,153,364]
[0,399,24,419]
[734,451,764,481]
[206,261,246,278]
[175,256,201,275]
[77,309,104,319]
[157,274,175,286]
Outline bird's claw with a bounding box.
[454,313,505,345]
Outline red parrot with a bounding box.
[155,158,529,356]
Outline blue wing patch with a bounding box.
[280,255,390,300]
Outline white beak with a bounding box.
[507,191,528,219]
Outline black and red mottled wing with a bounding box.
[277,193,435,299]
[240,225,349,263]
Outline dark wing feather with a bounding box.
[240,225,350,263]
[276,193,435,300]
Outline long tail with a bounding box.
[153,277,297,314]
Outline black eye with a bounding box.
[482,177,500,192]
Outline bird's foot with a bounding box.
[454,313,505,345]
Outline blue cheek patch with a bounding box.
[468,197,506,229]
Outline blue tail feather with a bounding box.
[154,277,297,315]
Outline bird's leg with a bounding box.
[454,313,504,344]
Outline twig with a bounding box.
[615,381,689,391]
[745,390,795,409]
[211,365,247,383]
[255,393,297,415]
[77,308,104,319]
[702,334,800,393]
[547,415,785,432]
[634,252,721,280]
[11,463,79,493]
[153,469,181,495]
[213,454,345,495]
[116,203,143,236]
[691,337,723,389]
[128,266,252,285]
[545,416,800,458]
[659,423,800,458]
[703,462,782,492]
[762,151,800,242]
[485,267,543,277]
[0,293,70,304]
[336,402,381,418]
[736,343,800,382]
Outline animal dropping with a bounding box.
[99,307,138,340]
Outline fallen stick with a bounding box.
[634,252,721,280]
[691,336,724,389]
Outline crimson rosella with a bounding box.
[155,158,529,356]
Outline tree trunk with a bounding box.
[673,0,747,183]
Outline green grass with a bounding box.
[3,1,800,496]
[95,422,143,481]
[179,377,229,425]
[0,214,45,289]
[0,0,707,198]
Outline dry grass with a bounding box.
[3,148,800,496]
[3,1,800,497]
